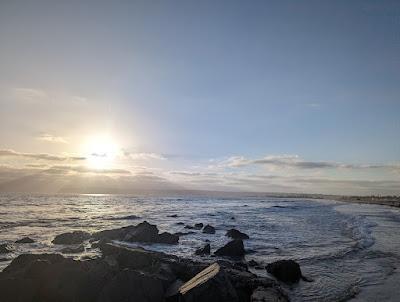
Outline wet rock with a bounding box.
[97,269,164,302]
[168,214,179,218]
[202,224,215,234]
[174,231,195,236]
[15,237,35,244]
[266,259,303,283]
[0,244,12,254]
[195,244,210,256]
[215,240,245,257]
[158,232,179,244]
[61,244,85,254]
[194,223,203,229]
[123,221,159,242]
[176,222,185,225]
[184,225,195,230]
[171,263,239,302]
[52,231,91,245]
[107,215,140,220]
[251,286,288,302]
[226,229,249,240]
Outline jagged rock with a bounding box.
[226,229,249,240]
[266,259,303,283]
[215,240,245,257]
[97,269,164,302]
[202,225,215,234]
[194,223,203,229]
[251,286,288,302]
[61,244,85,254]
[94,221,179,245]
[0,244,12,254]
[52,231,91,245]
[195,244,210,256]
[174,231,195,236]
[15,237,35,244]
[158,232,179,244]
[171,263,239,302]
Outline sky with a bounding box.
[0,0,399,195]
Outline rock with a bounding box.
[158,232,179,244]
[266,259,303,283]
[248,259,259,267]
[251,286,288,302]
[184,225,195,229]
[97,269,164,302]
[215,240,245,257]
[226,229,249,240]
[52,231,91,245]
[168,214,179,218]
[0,244,12,254]
[176,222,185,225]
[195,244,211,256]
[230,216,235,220]
[107,215,140,220]
[194,223,203,229]
[15,237,35,244]
[60,244,85,254]
[202,224,215,234]
[173,263,239,302]
[174,231,195,236]
[94,221,179,245]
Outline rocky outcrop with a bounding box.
[266,259,303,283]
[202,225,216,234]
[215,240,245,257]
[195,244,211,256]
[93,221,179,245]
[15,237,35,244]
[226,229,249,240]
[60,244,85,254]
[0,243,287,302]
[52,231,91,245]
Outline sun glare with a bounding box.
[83,135,119,169]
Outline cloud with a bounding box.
[223,155,399,171]
[0,149,85,161]
[43,165,131,175]
[36,133,68,144]
[12,88,47,102]
[122,151,166,161]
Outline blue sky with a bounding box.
[0,1,399,194]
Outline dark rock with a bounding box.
[202,225,216,234]
[52,231,91,245]
[107,215,140,220]
[195,244,211,256]
[0,244,12,254]
[266,259,303,283]
[194,223,203,229]
[97,269,164,302]
[230,216,235,220]
[168,214,179,218]
[61,244,85,254]
[251,286,288,302]
[173,263,239,302]
[215,240,245,257]
[158,232,179,244]
[248,260,259,267]
[15,237,35,244]
[176,222,185,225]
[226,229,250,240]
[184,225,195,230]
[94,221,179,245]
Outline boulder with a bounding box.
[195,244,210,256]
[15,237,35,244]
[168,214,179,218]
[170,263,238,302]
[0,244,12,254]
[266,260,303,283]
[251,286,288,302]
[52,231,91,245]
[60,244,85,254]
[124,221,159,242]
[202,225,215,234]
[215,240,245,257]
[158,232,179,244]
[97,269,164,302]
[174,231,195,236]
[194,223,203,229]
[248,260,259,267]
[226,229,249,240]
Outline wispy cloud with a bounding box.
[122,151,166,161]
[0,149,85,161]
[12,88,47,102]
[43,165,131,175]
[36,133,68,144]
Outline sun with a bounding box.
[83,135,119,169]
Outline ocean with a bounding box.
[0,193,399,301]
